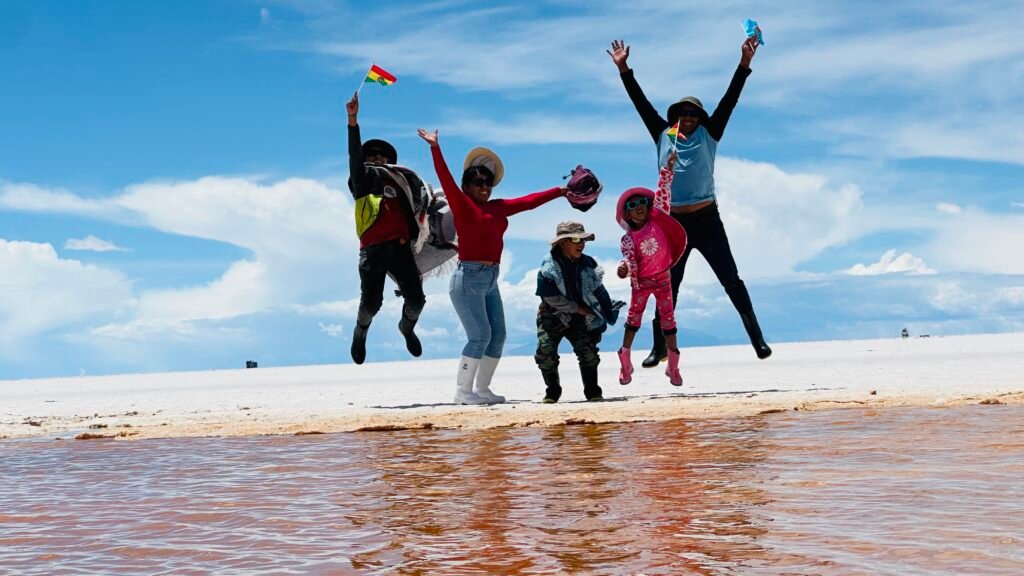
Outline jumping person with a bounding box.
[616,154,688,386]
[535,221,624,403]
[607,37,772,365]
[417,128,570,405]
[347,92,431,364]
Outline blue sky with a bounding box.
[2,0,1023,378]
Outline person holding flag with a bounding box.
[606,32,772,366]
[346,84,431,365]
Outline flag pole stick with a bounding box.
[355,62,373,96]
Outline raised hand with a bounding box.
[346,92,359,119]
[666,151,678,171]
[417,128,439,148]
[740,35,759,68]
[606,39,630,73]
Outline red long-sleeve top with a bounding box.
[431,145,564,263]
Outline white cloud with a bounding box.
[318,321,343,337]
[1,177,360,343]
[0,239,133,347]
[846,249,937,276]
[64,235,129,252]
[260,7,272,25]
[936,203,962,214]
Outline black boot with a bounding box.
[642,319,667,368]
[581,365,602,401]
[726,281,771,360]
[541,371,561,403]
[741,311,772,359]
[351,323,369,364]
[398,318,422,357]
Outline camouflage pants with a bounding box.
[534,314,602,373]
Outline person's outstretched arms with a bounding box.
[705,37,758,141]
[608,39,669,143]
[654,152,676,214]
[499,185,567,217]
[417,129,470,217]
[346,92,368,197]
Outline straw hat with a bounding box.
[463,147,504,186]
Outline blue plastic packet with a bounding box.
[743,19,764,45]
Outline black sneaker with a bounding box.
[541,397,558,404]
[587,396,604,402]
[398,320,422,357]
[351,324,368,364]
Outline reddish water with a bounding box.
[1,405,1022,575]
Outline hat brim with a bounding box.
[463,147,504,186]
[362,139,398,164]
[550,232,596,245]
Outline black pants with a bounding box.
[651,202,759,344]
[535,315,602,400]
[357,239,425,328]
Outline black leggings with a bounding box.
[357,239,426,327]
[651,202,758,340]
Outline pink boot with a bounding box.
[617,347,633,385]
[666,349,683,386]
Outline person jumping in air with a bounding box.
[346,92,432,364]
[608,35,772,366]
[616,153,687,386]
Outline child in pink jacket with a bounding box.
[616,153,688,386]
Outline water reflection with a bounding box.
[1,406,1022,575]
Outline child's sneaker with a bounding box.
[666,349,683,386]
[617,347,633,385]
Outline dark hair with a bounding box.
[461,165,495,188]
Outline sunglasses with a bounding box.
[364,149,387,158]
[676,109,701,118]
[567,237,587,244]
[468,177,493,187]
[625,197,650,210]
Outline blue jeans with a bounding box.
[450,262,506,359]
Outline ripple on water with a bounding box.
[1,405,1022,575]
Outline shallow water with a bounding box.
[1,405,1022,575]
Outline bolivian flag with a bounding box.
[365,64,397,86]
[666,119,686,144]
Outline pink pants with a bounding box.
[625,282,676,332]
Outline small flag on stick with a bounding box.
[666,119,686,145]
[365,64,397,86]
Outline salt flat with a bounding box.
[2,332,1022,441]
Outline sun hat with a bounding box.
[550,221,596,245]
[362,139,397,164]
[666,96,706,123]
[463,147,504,186]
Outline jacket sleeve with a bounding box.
[430,145,472,222]
[704,65,752,141]
[498,187,564,217]
[620,69,670,144]
[347,124,370,199]
[654,164,674,214]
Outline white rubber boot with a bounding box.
[454,356,488,405]
[474,356,506,404]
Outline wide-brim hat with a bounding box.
[463,147,504,186]
[362,139,397,164]
[666,96,708,123]
[550,221,596,245]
